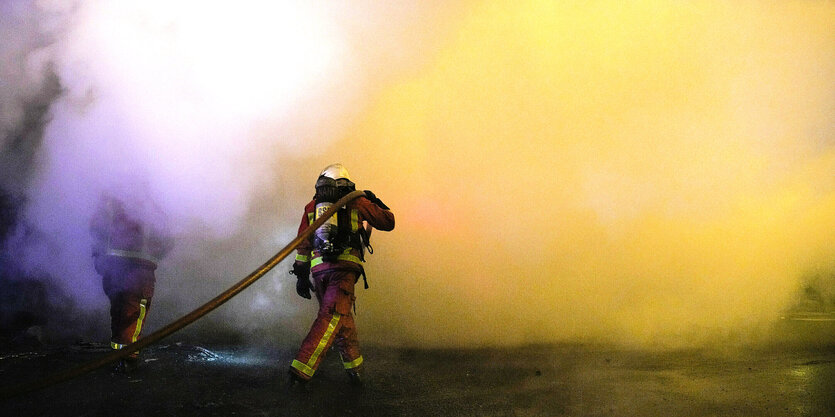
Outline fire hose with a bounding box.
[0,189,367,399]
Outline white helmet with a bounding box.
[320,163,352,182]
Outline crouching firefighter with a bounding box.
[288,163,395,388]
[90,193,173,373]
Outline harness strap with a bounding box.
[359,268,369,290]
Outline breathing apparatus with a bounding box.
[313,163,356,260]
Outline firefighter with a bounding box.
[89,193,173,373]
[288,163,394,388]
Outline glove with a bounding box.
[363,190,390,210]
[290,261,312,299]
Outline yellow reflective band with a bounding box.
[310,253,362,267]
[343,355,364,370]
[291,360,315,377]
[293,313,341,377]
[308,213,314,223]
[350,209,358,232]
[111,342,126,350]
[340,253,362,263]
[309,313,340,366]
[295,254,309,262]
[131,299,147,344]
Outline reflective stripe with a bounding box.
[310,253,362,267]
[350,209,358,232]
[343,355,363,370]
[307,213,314,223]
[107,248,158,265]
[111,342,126,350]
[291,359,315,377]
[295,254,309,262]
[131,299,147,343]
[291,313,341,377]
[308,313,340,369]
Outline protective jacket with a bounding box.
[294,196,395,274]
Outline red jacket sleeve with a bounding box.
[294,200,315,264]
[356,197,395,231]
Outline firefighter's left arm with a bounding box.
[357,196,395,231]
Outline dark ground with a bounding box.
[1,331,834,417]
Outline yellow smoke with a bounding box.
[301,0,835,348]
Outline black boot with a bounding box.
[346,370,363,388]
[123,356,139,373]
[111,359,127,374]
[286,371,308,393]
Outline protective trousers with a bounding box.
[290,269,363,380]
[101,257,156,357]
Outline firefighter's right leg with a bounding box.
[290,309,345,380]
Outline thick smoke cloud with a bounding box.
[0,1,63,194]
[334,1,835,348]
[2,1,834,350]
[1,0,469,343]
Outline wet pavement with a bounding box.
[1,339,833,416]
